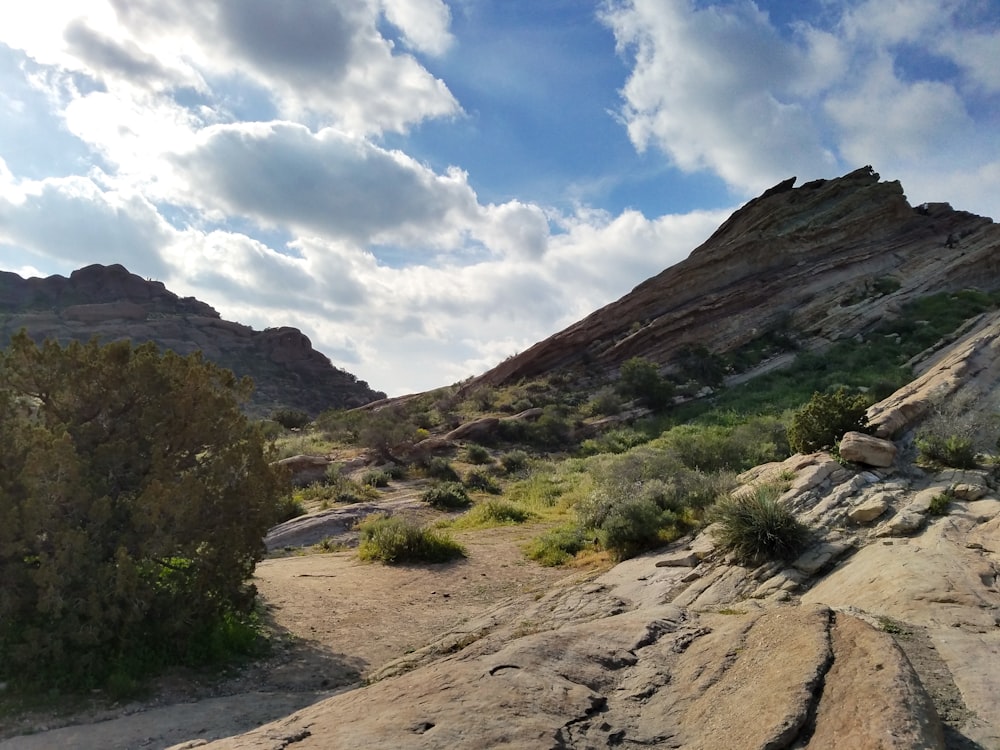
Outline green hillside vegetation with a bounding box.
[276,289,1000,566]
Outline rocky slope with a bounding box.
[173,312,1000,750]
[0,263,384,416]
[470,166,1000,388]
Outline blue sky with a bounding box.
[1,1,998,395]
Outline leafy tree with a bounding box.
[0,333,285,691]
[617,356,674,410]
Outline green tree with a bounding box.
[617,357,674,410]
[0,333,285,691]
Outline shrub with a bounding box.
[422,482,472,509]
[579,428,648,456]
[617,356,674,410]
[712,485,810,563]
[422,456,460,481]
[525,525,589,566]
[357,515,465,563]
[916,433,978,469]
[787,388,871,453]
[464,499,533,527]
[271,408,311,430]
[500,449,530,474]
[0,333,284,691]
[464,468,502,494]
[928,492,952,516]
[362,470,392,488]
[465,444,493,465]
[275,494,307,523]
[586,388,624,416]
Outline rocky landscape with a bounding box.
[3,168,1000,749]
[0,263,384,416]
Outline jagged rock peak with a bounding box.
[470,166,999,388]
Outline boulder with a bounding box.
[839,431,897,467]
[849,496,890,524]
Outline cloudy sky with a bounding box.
[1,1,998,396]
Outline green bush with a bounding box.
[422,456,460,481]
[0,333,284,692]
[617,356,674,410]
[586,388,624,416]
[525,525,588,566]
[928,492,952,516]
[712,485,810,563]
[362,470,392,487]
[916,433,977,469]
[464,468,502,494]
[275,494,307,523]
[357,515,465,563]
[464,499,533,526]
[579,428,648,456]
[422,482,472,509]
[787,388,871,453]
[271,408,311,430]
[500,449,530,474]
[465,443,493,465]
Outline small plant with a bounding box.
[421,482,472,509]
[357,514,465,563]
[422,456,460,481]
[712,485,810,564]
[465,444,493,465]
[877,616,911,637]
[525,525,589,566]
[787,388,871,453]
[927,492,952,516]
[916,433,977,469]
[362,470,392,488]
[500,450,530,474]
[274,494,307,523]
[463,499,533,527]
[464,469,501,494]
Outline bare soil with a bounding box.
[0,512,586,750]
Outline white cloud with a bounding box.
[602,0,836,193]
[381,0,454,56]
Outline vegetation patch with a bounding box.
[357,514,465,564]
[464,468,502,494]
[525,525,590,566]
[712,485,810,564]
[422,482,472,509]
[455,499,534,529]
[787,388,872,453]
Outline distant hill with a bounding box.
[469,166,1000,390]
[0,263,385,416]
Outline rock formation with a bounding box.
[0,264,385,416]
[469,166,1000,388]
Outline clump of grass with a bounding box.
[712,484,810,564]
[421,482,472,509]
[916,434,977,469]
[274,494,307,523]
[357,514,465,563]
[458,499,534,528]
[525,524,589,566]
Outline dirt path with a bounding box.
[0,518,584,750]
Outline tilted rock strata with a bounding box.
[470,167,1000,388]
[0,264,385,415]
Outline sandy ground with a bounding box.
[0,515,584,750]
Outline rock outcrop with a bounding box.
[468,166,1000,389]
[0,264,385,416]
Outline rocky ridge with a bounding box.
[470,166,1000,388]
[174,306,1000,750]
[0,263,384,416]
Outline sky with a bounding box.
[1,1,998,396]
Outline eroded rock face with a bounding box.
[0,264,385,415]
[467,167,1000,389]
